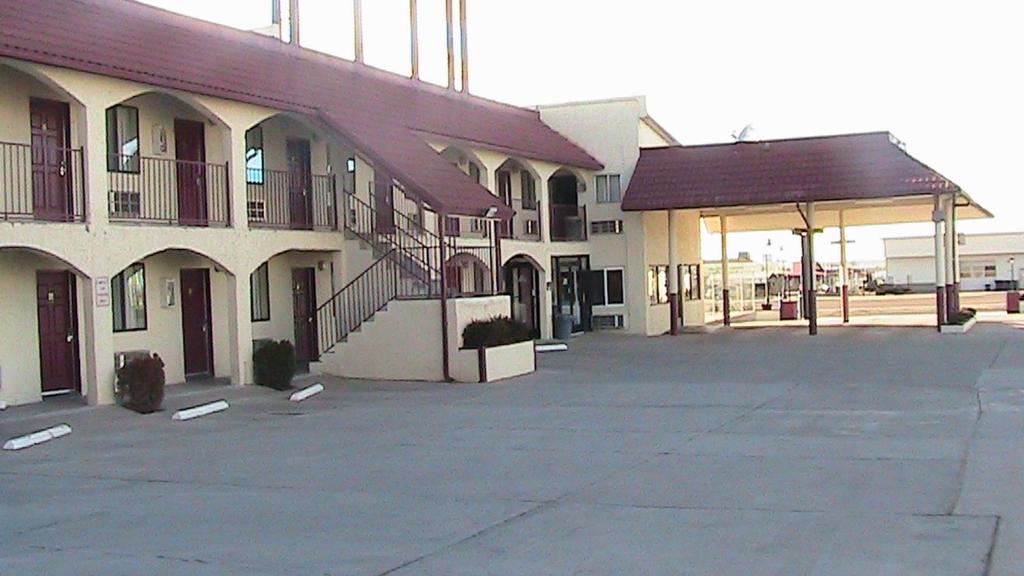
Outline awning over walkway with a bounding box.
[622,132,991,231]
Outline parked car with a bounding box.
[866,279,912,295]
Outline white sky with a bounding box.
[141,0,1021,265]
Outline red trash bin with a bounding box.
[780,300,799,320]
[1008,292,1021,314]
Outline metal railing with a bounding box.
[246,169,337,230]
[0,141,85,222]
[315,251,400,356]
[550,204,587,241]
[108,155,230,227]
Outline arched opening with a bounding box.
[105,91,231,227]
[495,158,542,241]
[503,254,543,338]
[548,168,587,241]
[0,246,90,405]
[110,248,235,385]
[0,63,88,223]
[244,113,339,231]
[249,249,341,369]
[446,252,492,297]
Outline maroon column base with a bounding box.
[722,289,731,326]
[841,285,850,324]
[669,292,680,335]
[954,282,961,311]
[935,286,946,331]
[946,284,955,319]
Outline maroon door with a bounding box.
[180,268,214,377]
[174,119,208,226]
[286,139,313,229]
[292,268,317,364]
[30,99,72,221]
[36,271,80,394]
[373,179,395,234]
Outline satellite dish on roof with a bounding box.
[732,124,755,142]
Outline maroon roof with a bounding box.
[0,0,602,216]
[622,132,965,212]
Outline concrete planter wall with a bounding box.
[452,340,536,383]
[940,316,976,334]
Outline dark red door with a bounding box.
[180,268,214,377]
[30,99,72,221]
[36,271,79,394]
[174,119,208,226]
[292,268,317,364]
[373,179,395,234]
[287,139,313,229]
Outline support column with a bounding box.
[409,0,419,79]
[354,0,364,63]
[81,276,115,405]
[805,203,818,336]
[933,195,947,330]
[838,210,849,324]
[720,215,730,326]
[445,0,455,90]
[668,210,680,335]
[459,0,469,92]
[952,201,961,310]
[944,194,956,317]
[227,273,254,386]
[438,213,452,381]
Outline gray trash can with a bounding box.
[554,314,573,341]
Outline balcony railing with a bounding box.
[246,169,337,231]
[0,141,85,222]
[550,204,587,241]
[108,155,230,227]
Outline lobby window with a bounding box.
[251,263,270,322]
[681,264,701,301]
[106,105,139,173]
[245,126,264,184]
[648,265,669,305]
[112,263,147,332]
[596,174,622,203]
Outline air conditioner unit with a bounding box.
[525,219,539,235]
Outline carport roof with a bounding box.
[0,0,603,217]
[621,132,991,220]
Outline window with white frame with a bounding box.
[591,268,625,306]
[961,261,997,279]
[591,219,623,234]
[106,105,140,173]
[112,263,146,332]
[245,126,264,184]
[596,174,622,203]
[250,262,270,322]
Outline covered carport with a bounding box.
[622,132,992,335]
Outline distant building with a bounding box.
[884,232,1024,292]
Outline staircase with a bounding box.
[315,192,444,356]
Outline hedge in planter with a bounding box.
[949,307,978,325]
[254,340,297,390]
[116,354,166,414]
[463,316,532,349]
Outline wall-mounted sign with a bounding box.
[161,277,177,308]
[152,124,169,155]
[95,277,110,307]
[95,293,110,307]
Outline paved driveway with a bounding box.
[3,323,1024,575]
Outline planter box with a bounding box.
[940,316,976,334]
[452,340,536,383]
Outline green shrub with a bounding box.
[116,354,166,414]
[254,340,297,390]
[949,307,978,325]
[462,316,532,349]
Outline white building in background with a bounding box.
[884,232,1024,292]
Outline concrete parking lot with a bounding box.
[3,322,1024,575]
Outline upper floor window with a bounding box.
[521,171,537,210]
[245,127,264,184]
[112,263,147,332]
[106,105,139,173]
[596,174,622,203]
[468,161,482,184]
